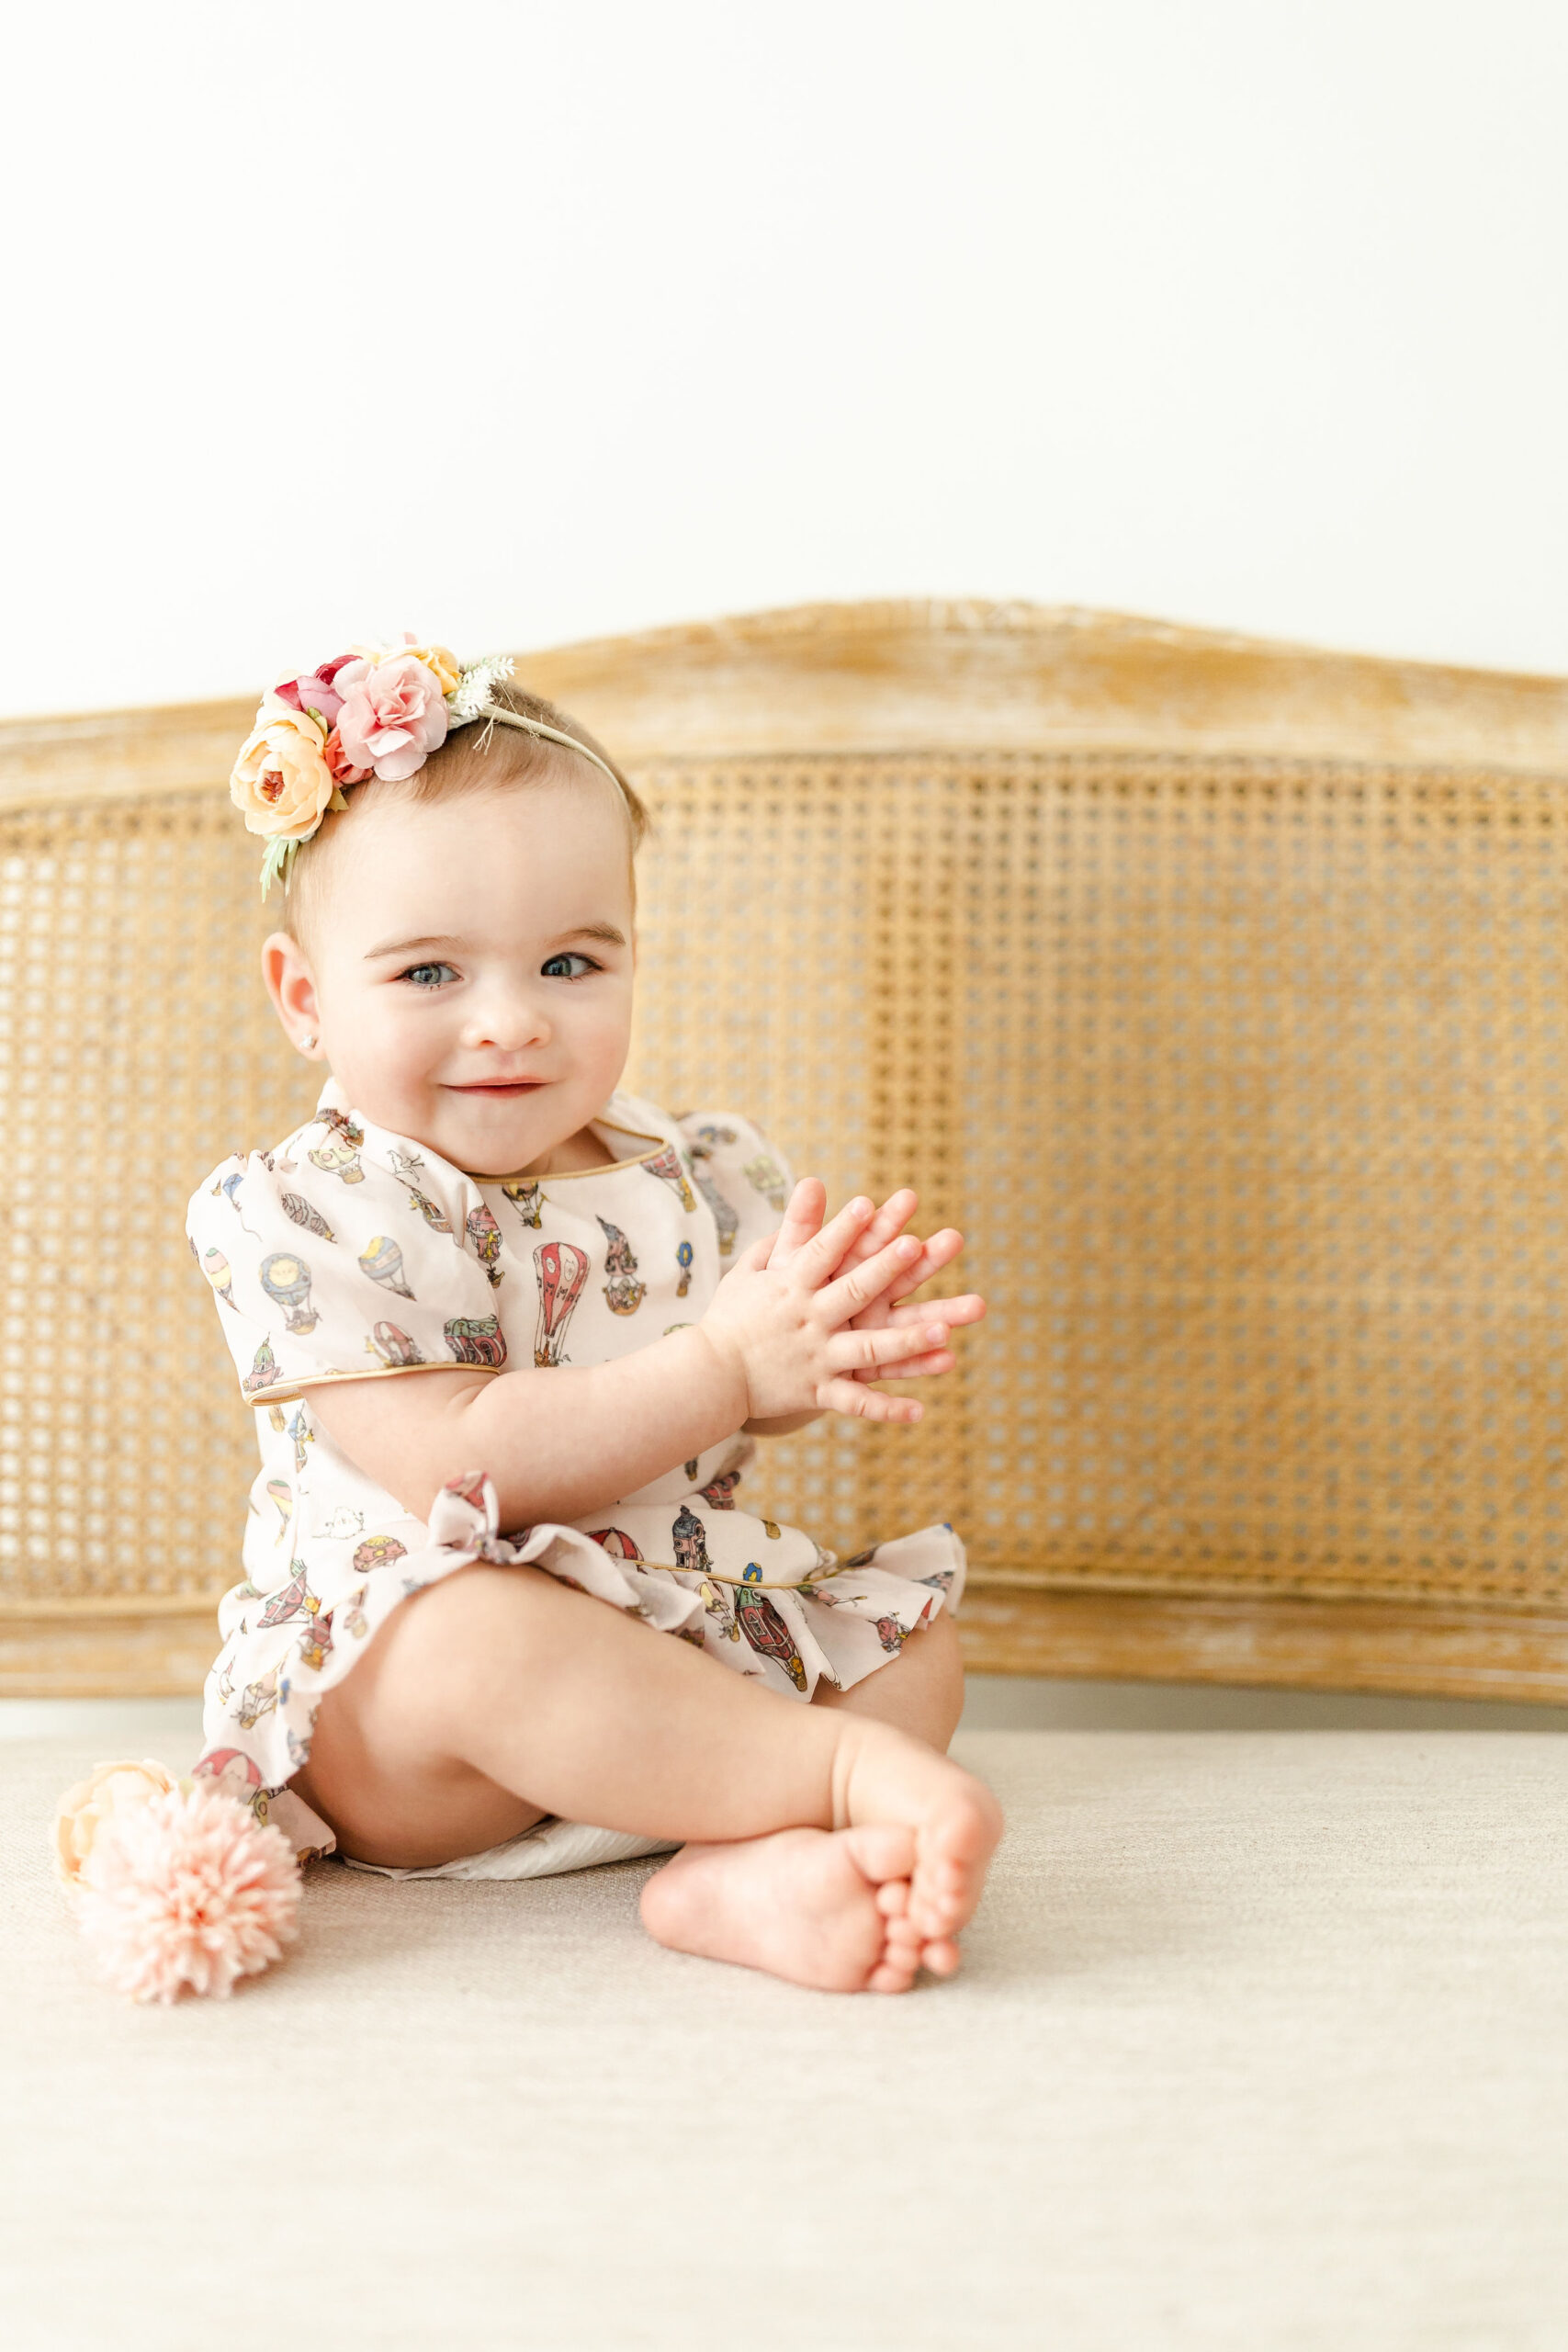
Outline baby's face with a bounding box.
[269,773,637,1177]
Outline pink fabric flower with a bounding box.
[323,727,372,786]
[334,653,449,782]
[272,654,356,729]
[74,1781,302,2003]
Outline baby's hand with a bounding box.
[829,1188,987,1383]
[699,1182,955,1425]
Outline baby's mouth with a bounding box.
[446,1080,547,1098]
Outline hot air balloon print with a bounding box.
[367,1321,425,1367]
[258,1563,316,1627]
[698,1577,739,1640]
[265,1478,293,1542]
[358,1235,414,1299]
[671,1504,710,1572]
[533,1241,589,1366]
[675,1239,694,1296]
[308,1129,366,1184]
[260,1250,318,1334]
[201,1248,236,1310]
[642,1144,696,1212]
[699,1472,740,1510]
[242,1339,280,1395]
[286,1406,313,1473]
[191,1747,265,1815]
[298,1609,334,1672]
[445,1314,506,1368]
[466,1204,505,1288]
[742,1154,789,1210]
[236,1668,281,1729]
[694,1172,739,1255]
[597,1216,645,1315]
[588,1527,645,1561]
[282,1192,335,1240]
[501,1180,544,1228]
[685,1122,738,1160]
[352,1534,407,1574]
[874,1615,908,1654]
[733,1586,808,1690]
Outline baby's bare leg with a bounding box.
[809,1608,965,1748]
[637,1610,970,1989]
[291,1562,999,1993]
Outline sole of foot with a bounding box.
[639,1823,936,1994]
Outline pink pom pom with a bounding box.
[75,1781,302,2003]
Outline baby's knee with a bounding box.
[400,1561,570,1702]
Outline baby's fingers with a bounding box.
[818,1376,924,1425]
[829,1190,919,1277]
[766,1178,828,1266]
[829,1320,953,1374]
[886,1291,987,1334]
[794,1193,884,1283]
[817,1231,924,1319]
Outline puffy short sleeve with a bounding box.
[674,1108,795,1261]
[186,1110,506,1406]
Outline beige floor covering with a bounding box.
[4,1718,1567,2352]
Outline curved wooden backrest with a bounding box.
[4,602,1568,1697]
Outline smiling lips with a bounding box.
[446,1080,547,1096]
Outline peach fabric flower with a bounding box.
[334,652,450,782]
[230,709,339,841]
[392,641,461,695]
[52,1758,177,1892]
[75,1781,301,2003]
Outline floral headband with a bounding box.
[230,635,624,895]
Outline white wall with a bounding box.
[3,0,1563,718]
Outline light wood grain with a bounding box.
[957,1582,1568,1702]
[5,603,1568,807]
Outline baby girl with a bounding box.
[186,638,1001,1994]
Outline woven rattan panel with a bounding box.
[628,752,1568,1611]
[0,794,318,1614]
[3,751,1566,1624]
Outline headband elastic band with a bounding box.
[481,709,625,795]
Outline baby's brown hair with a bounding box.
[277,681,649,950]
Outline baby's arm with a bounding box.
[304,1188,954,1528]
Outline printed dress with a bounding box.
[185,1080,966,1870]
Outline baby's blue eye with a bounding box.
[400,962,458,989]
[540,953,598,979]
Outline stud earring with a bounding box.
[299,1033,317,1053]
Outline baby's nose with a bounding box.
[462,991,551,1052]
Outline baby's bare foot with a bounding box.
[639,1824,926,1994]
[836,1722,1003,1963]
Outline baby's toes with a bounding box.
[919,1935,963,1979]
[883,1911,923,1959]
[868,1951,919,1995]
[874,1876,910,1919]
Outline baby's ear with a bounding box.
[261,932,322,1057]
